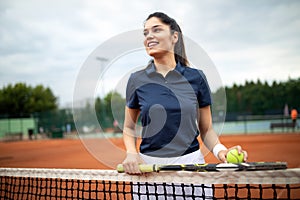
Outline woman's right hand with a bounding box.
[122,152,144,175]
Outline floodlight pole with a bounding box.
[96,56,108,97]
[95,56,109,128]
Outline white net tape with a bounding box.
[1,168,300,185]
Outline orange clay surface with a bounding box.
[0,133,299,169]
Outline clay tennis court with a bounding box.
[0,132,299,169]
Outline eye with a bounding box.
[153,27,161,33]
[143,30,148,37]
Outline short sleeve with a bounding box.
[126,74,140,109]
[197,70,212,107]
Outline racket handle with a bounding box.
[117,164,155,173]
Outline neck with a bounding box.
[153,54,176,76]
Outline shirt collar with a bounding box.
[145,60,156,75]
[145,60,186,76]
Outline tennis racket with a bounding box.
[117,162,287,173]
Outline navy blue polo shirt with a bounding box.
[126,61,212,157]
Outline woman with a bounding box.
[122,12,248,198]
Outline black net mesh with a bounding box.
[1,175,300,199]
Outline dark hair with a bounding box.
[145,12,189,66]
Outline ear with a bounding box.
[172,31,179,44]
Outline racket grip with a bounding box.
[117,164,155,173]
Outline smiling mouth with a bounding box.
[147,41,159,48]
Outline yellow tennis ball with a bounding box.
[226,149,244,164]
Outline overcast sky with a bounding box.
[1,0,299,107]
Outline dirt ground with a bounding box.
[0,133,299,169]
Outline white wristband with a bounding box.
[213,144,227,160]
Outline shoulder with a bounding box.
[183,66,207,82]
[130,68,146,77]
[129,60,153,80]
[127,65,151,88]
[128,69,147,86]
[185,67,205,75]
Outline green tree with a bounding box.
[95,91,125,129]
[0,83,57,116]
[104,91,125,128]
[225,78,300,115]
[95,96,109,129]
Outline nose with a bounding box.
[145,31,154,40]
[144,32,154,46]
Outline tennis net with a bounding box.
[1,167,300,199]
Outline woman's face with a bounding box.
[143,17,178,58]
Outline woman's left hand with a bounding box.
[218,145,248,163]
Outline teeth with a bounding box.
[148,42,158,47]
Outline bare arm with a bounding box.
[122,106,144,174]
[123,107,139,153]
[198,106,224,158]
[198,106,248,162]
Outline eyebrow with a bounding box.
[143,24,163,31]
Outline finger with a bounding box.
[133,163,142,174]
[220,155,227,163]
[123,163,132,174]
[128,163,142,175]
[123,163,137,174]
[235,146,248,161]
[235,145,243,154]
[219,150,228,163]
[242,150,248,161]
